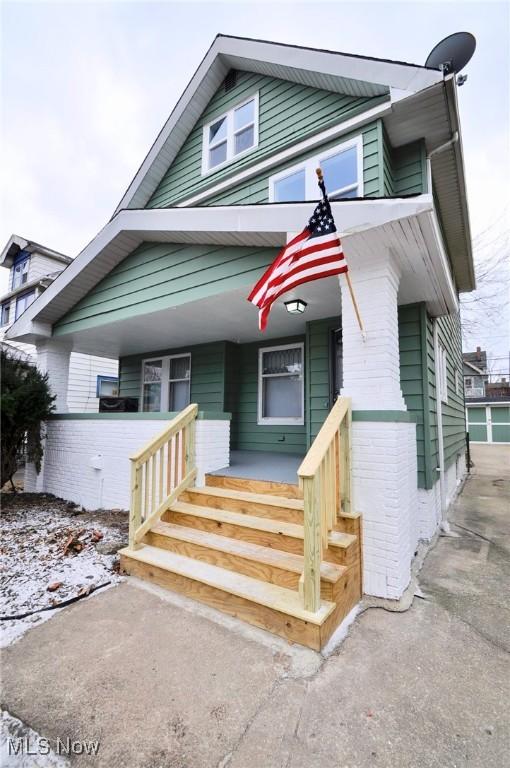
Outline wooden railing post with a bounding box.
[298,397,352,613]
[302,476,321,612]
[129,460,143,550]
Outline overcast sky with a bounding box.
[1,0,509,367]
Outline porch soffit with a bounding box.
[6,197,437,345]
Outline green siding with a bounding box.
[434,313,466,469]
[229,336,307,455]
[306,317,339,446]
[147,70,389,208]
[382,127,427,196]
[398,304,427,488]
[119,342,227,411]
[53,243,277,336]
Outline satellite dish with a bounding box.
[425,32,476,75]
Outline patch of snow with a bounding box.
[0,500,125,648]
[1,711,70,767]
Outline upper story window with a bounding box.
[202,94,259,174]
[11,253,30,290]
[15,290,36,320]
[269,137,362,202]
[141,354,191,412]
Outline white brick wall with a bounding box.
[35,341,72,412]
[352,420,417,599]
[340,249,406,410]
[416,450,467,540]
[25,418,230,510]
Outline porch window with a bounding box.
[202,93,259,173]
[142,359,163,412]
[141,354,191,412]
[258,343,304,425]
[269,137,362,202]
[168,355,191,411]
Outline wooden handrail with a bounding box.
[130,404,198,465]
[128,403,198,549]
[298,397,352,612]
[298,398,350,478]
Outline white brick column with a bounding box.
[35,340,72,412]
[339,248,418,599]
[340,248,406,410]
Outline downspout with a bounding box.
[426,131,459,160]
[433,319,449,531]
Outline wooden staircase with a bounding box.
[119,401,362,651]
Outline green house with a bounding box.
[8,35,476,641]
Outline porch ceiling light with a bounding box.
[284,299,307,315]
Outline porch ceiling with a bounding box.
[6,196,455,352]
[49,210,455,360]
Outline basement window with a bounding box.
[269,137,362,202]
[142,354,191,412]
[202,93,259,174]
[258,343,304,426]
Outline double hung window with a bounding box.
[203,94,259,173]
[258,344,304,425]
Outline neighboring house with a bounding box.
[465,376,510,446]
[1,235,118,412]
[463,347,488,398]
[6,36,475,648]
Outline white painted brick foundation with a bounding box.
[25,418,230,510]
[352,421,418,599]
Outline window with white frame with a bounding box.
[11,254,30,290]
[438,345,448,404]
[258,344,304,425]
[202,94,259,173]
[141,354,191,412]
[269,138,362,203]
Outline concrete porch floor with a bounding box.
[209,449,304,485]
[1,445,509,767]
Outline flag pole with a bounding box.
[316,168,366,341]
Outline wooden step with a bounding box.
[119,545,336,650]
[205,474,303,500]
[146,521,346,599]
[164,502,358,565]
[181,486,304,524]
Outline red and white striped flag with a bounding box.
[247,189,348,331]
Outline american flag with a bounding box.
[247,182,348,331]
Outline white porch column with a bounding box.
[341,248,406,410]
[35,340,72,413]
[340,248,418,600]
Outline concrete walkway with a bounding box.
[2,445,509,767]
